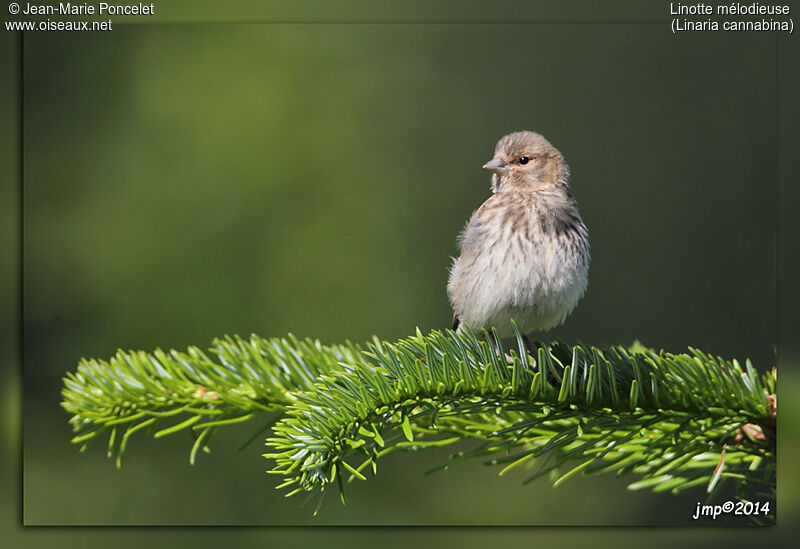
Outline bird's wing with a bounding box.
[456,202,491,262]
[449,198,498,332]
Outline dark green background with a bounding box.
[22,23,778,524]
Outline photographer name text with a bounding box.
[19,2,154,15]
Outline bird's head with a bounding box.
[483,131,569,193]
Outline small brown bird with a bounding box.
[447,131,590,347]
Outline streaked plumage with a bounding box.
[447,131,590,339]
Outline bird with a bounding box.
[447,130,590,352]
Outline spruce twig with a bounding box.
[61,326,776,520]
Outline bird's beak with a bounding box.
[482,156,508,175]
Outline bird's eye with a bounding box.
[519,156,530,165]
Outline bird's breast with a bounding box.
[448,189,589,333]
[477,193,588,305]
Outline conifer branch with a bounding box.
[62,335,361,465]
[61,327,776,519]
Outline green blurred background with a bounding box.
[17,20,783,526]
